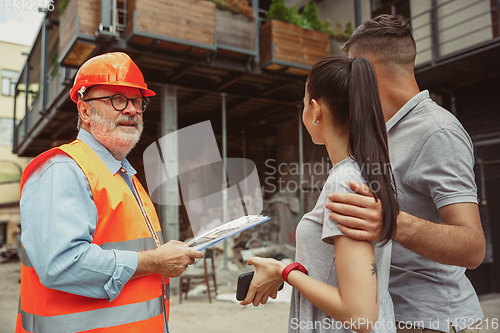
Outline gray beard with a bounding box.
[89,108,144,159]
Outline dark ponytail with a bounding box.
[307,55,398,243]
[348,57,398,243]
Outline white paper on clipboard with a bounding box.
[187,215,270,251]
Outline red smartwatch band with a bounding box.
[282,262,308,284]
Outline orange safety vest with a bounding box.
[15,139,169,333]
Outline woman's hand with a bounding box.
[240,257,287,306]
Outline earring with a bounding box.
[312,119,320,125]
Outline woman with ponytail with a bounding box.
[240,55,398,333]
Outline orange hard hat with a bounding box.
[69,52,155,103]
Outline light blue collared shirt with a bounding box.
[20,129,140,301]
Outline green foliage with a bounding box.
[209,0,229,10]
[266,0,350,40]
[266,0,291,23]
[334,20,345,41]
[208,0,255,19]
[301,2,323,31]
[59,0,70,16]
[49,53,59,78]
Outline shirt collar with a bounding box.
[386,90,430,132]
[77,129,137,176]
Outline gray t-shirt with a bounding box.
[386,90,483,332]
[289,158,395,333]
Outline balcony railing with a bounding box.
[413,0,499,66]
[15,66,76,150]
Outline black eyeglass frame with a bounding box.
[82,94,150,113]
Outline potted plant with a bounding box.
[58,0,99,67]
[127,0,217,54]
[209,0,258,57]
[260,0,331,75]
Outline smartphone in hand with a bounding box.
[236,271,284,301]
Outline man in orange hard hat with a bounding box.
[16,52,203,333]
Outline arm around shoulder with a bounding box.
[395,203,485,269]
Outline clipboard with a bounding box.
[187,215,271,251]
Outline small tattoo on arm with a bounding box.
[371,261,377,277]
[371,260,378,303]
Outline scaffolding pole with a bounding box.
[298,105,305,218]
[222,92,228,270]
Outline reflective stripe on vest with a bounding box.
[19,297,162,333]
[100,231,164,251]
[20,231,164,267]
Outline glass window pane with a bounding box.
[0,118,15,146]
[1,77,10,96]
[2,69,19,97]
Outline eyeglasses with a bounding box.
[82,94,149,113]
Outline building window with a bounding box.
[2,69,19,97]
[0,118,15,146]
[372,0,411,19]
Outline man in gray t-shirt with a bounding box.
[325,15,485,333]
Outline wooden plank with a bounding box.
[59,0,78,57]
[135,8,215,30]
[272,40,328,54]
[134,15,215,35]
[260,19,329,71]
[136,7,215,28]
[127,0,216,44]
[127,0,136,35]
[138,0,216,15]
[78,0,100,12]
[136,24,214,45]
[63,42,96,67]
[273,41,328,55]
[136,14,215,46]
[216,10,256,51]
[285,67,309,76]
[77,0,100,37]
[265,63,284,71]
[137,0,216,22]
[272,30,329,44]
[156,40,211,55]
[130,36,153,45]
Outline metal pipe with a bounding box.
[253,0,260,64]
[450,93,457,116]
[221,92,228,271]
[112,0,118,33]
[24,62,29,135]
[160,84,179,242]
[298,105,304,218]
[431,0,440,61]
[354,0,362,27]
[12,87,17,154]
[41,18,48,113]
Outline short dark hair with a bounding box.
[343,14,416,67]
